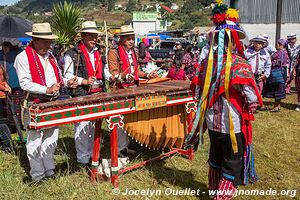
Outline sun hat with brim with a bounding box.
[119,25,135,36]
[25,23,57,40]
[250,35,267,44]
[79,21,101,34]
[262,34,269,41]
[214,20,246,39]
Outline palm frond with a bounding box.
[52,1,81,47]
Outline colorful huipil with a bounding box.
[264,48,289,100]
[186,2,263,195]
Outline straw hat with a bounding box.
[79,21,101,34]
[25,23,57,40]
[119,25,135,36]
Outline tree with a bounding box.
[52,1,81,47]
[126,0,136,12]
[200,0,214,7]
[179,0,202,14]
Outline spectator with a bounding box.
[0,41,24,131]
[167,59,187,80]
[262,34,276,55]
[264,39,290,112]
[182,44,197,80]
[286,33,298,94]
[173,41,184,62]
[244,35,271,110]
[287,33,297,59]
[292,49,300,111]
[0,64,11,122]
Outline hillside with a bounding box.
[0,0,213,28]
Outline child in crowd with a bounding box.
[244,35,271,110]
[264,39,290,112]
[167,59,188,80]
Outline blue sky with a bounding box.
[0,0,20,6]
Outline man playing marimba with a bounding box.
[64,21,110,167]
[14,23,77,182]
[107,25,157,156]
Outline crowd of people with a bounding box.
[0,3,299,199]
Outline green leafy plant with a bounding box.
[52,1,81,47]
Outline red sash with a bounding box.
[118,44,139,87]
[25,44,63,86]
[78,41,103,80]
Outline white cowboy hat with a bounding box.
[287,33,296,40]
[251,35,267,43]
[25,23,58,40]
[79,21,101,34]
[262,34,269,41]
[119,25,135,36]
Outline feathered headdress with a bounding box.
[211,0,240,26]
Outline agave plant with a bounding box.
[52,1,81,48]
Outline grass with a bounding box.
[0,93,299,200]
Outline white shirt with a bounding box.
[126,49,135,73]
[244,47,272,78]
[63,46,111,85]
[265,43,277,56]
[14,50,68,95]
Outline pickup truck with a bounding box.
[149,39,191,60]
[149,40,176,60]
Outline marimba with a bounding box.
[28,80,197,188]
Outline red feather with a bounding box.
[211,13,226,25]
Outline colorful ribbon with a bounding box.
[225,29,238,153]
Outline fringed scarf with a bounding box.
[25,43,63,86]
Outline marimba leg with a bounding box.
[90,119,102,182]
[110,126,119,188]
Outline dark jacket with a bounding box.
[65,43,106,97]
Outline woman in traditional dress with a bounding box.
[182,44,197,80]
[263,39,290,112]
